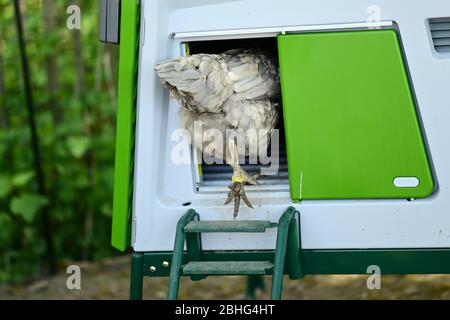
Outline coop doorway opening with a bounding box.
[182,37,289,192]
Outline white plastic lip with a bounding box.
[394,177,420,188]
[173,21,394,41]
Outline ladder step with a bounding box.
[184,221,277,233]
[182,261,274,275]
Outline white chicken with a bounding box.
[155,49,280,218]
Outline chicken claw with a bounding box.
[224,181,254,220]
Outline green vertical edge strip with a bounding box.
[112,0,141,251]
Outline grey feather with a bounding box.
[156,49,280,164]
[155,50,280,113]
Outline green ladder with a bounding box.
[167,207,304,300]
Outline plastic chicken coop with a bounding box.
[102,0,450,299]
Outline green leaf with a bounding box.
[12,171,35,188]
[0,143,7,159]
[101,203,112,217]
[10,194,49,223]
[0,212,15,246]
[67,136,90,159]
[73,174,90,189]
[0,176,13,199]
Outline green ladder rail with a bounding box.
[167,207,303,300]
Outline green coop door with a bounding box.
[278,29,434,201]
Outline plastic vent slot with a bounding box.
[429,18,450,53]
[200,139,289,188]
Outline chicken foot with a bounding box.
[224,140,259,219]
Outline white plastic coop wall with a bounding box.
[132,0,450,252]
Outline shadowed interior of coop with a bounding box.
[186,38,289,189]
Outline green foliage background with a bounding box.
[0,0,120,282]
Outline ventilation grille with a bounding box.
[199,139,289,190]
[200,149,288,187]
[429,18,450,53]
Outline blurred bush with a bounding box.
[0,0,120,282]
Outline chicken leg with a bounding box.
[224,140,259,219]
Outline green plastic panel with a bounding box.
[278,30,434,201]
[111,0,140,251]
